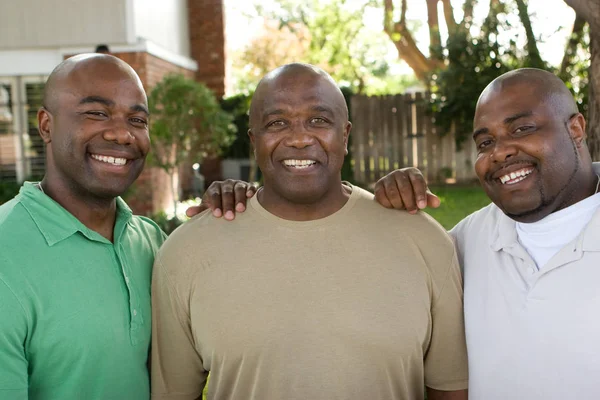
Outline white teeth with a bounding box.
[91,154,127,166]
[499,168,533,184]
[283,159,317,168]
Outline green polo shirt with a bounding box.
[0,182,166,400]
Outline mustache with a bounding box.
[486,160,536,181]
[87,145,142,159]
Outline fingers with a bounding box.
[246,183,259,198]
[219,179,239,221]
[185,204,207,218]
[373,167,433,214]
[201,179,255,221]
[426,192,441,208]
[233,181,249,213]
[374,180,393,209]
[405,169,430,211]
[202,181,224,217]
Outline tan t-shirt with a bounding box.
[151,185,468,400]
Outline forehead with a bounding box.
[258,74,343,114]
[60,62,146,105]
[474,82,546,124]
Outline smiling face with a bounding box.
[249,66,351,208]
[473,72,590,222]
[39,55,150,200]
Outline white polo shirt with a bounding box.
[451,202,600,400]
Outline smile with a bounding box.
[282,159,317,169]
[90,153,128,166]
[498,167,534,184]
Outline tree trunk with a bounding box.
[515,0,545,68]
[559,14,586,80]
[564,0,600,160]
[587,31,600,160]
[169,169,178,217]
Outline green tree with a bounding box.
[384,0,590,146]
[564,0,600,160]
[232,0,419,95]
[148,74,236,214]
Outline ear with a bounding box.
[38,107,53,144]
[248,129,256,159]
[343,121,352,156]
[568,113,586,148]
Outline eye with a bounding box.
[477,139,494,150]
[85,111,108,118]
[310,117,328,124]
[266,120,286,128]
[130,117,148,127]
[514,125,534,134]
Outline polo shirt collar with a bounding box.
[582,207,600,252]
[19,182,133,247]
[490,198,600,253]
[490,205,518,252]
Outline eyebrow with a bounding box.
[262,108,284,119]
[79,96,149,115]
[79,96,114,107]
[472,111,534,140]
[131,104,149,115]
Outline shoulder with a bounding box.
[131,215,168,243]
[0,197,40,245]
[155,208,253,274]
[450,202,499,243]
[0,197,27,227]
[352,186,453,246]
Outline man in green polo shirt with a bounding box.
[0,54,165,399]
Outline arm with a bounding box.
[151,258,207,399]
[185,179,258,220]
[423,247,469,393]
[0,278,28,399]
[373,167,440,213]
[426,388,468,400]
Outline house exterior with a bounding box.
[0,0,226,215]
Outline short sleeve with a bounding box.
[0,277,29,399]
[151,257,208,399]
[423,247,469,391]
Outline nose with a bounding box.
[490,137,518,163]
[283,122,316,148]
[103,119,135,145]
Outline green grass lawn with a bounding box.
[424,184,491,230]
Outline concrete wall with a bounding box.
[0,0,132,48]
[132,0,191,57]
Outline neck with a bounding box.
[509,168,599,223]
[40,176,118,242]
[258,183,352,221]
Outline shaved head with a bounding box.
[37,52,149,203]
[42,54,144,114]
[249,63,348,128]
[477,68,579,120]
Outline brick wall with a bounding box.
[188,0,226,98]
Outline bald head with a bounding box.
[477,68,578,120]
[249,63,348,127]
[42,54,144,114]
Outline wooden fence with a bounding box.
[350,92,478,185]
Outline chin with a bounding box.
[87,181,133,199]
[499,201,549,222]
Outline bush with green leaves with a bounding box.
[148,74,236,213]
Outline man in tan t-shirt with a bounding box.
[151,63,468,400]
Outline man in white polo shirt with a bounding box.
[198,68,600,399]
[374,68,600,399]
